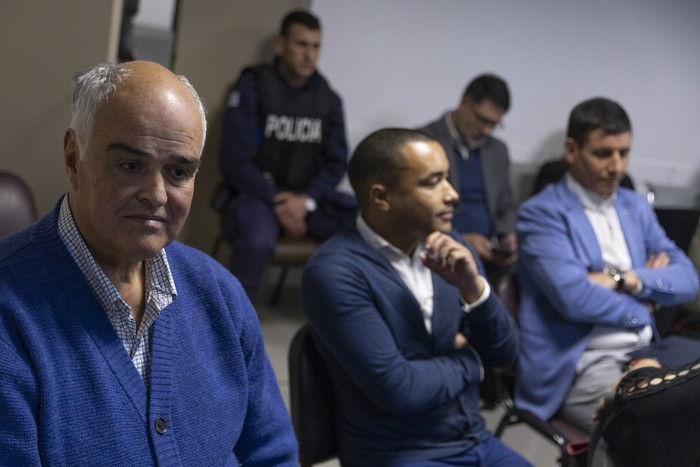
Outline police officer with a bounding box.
[219,10,354,300]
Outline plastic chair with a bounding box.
[288,324,338,466]
[491,273,591,467]
[0,171,37,238]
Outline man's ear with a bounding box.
[369,183,391,212]
[563,137,578,165]
[64,129,80,190]
[273,35,285,57]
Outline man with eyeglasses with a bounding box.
[419,74,516,287]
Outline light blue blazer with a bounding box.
[514,179,698,420]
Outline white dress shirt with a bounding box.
[356,215,489,334]
[566,175,651,363]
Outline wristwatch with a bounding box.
[304,197,317,213]
[610,269,626,292]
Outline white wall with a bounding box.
[133,0,176,29]
[311,0,700,189]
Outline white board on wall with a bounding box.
[312,0,700,187]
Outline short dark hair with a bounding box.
[567,97,632,147]
[280,10,321,36]
[463,74,510,112]
[348,128,434,207]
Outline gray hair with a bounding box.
[69,63,207,158]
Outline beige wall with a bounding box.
[0,1,121,217]
[172,0,311,254]
[0,0,311,256]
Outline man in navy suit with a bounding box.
[301,128,529,465]
[515,97,698,432]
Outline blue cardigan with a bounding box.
[301,230,519,465]
[515,180,699,420]
[0,202,298,466]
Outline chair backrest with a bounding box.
[0,171,37,238]
[288,324,338,466]
[481,272,520,406]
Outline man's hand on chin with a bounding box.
[421,231,483,303]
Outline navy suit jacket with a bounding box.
[515,179,699,420]
[301,229,519,465]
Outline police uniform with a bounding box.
[219,62,354,298]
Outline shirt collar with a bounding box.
[356,214,425,261]
[443,112,471,160]
[57,195,177,314]
[444,111,487,156]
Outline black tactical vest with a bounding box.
[252,64,333,191]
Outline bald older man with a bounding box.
[0,61,297,466]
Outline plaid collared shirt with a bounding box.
[57,196,177,388]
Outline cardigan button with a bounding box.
[154,417,167,435]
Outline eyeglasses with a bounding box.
[470,103,504,130]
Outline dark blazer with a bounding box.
[301,229,519,465]
[515,179,698,421]
[420,116,516,236]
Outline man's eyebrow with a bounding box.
[422,170,446,179]
[173,154,202,171]
[106,142,149,156]
[415,170,446,185]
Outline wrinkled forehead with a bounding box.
[92,85,203,151]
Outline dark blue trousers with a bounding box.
[342,434,531,467]
[223,193,355,300]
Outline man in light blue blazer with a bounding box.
[515,97,699,432]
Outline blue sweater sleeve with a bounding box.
[229,284,299,465]
[0,339,41,465]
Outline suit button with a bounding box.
[154,418,167,435]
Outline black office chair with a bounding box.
[491,273,591,467]
[0,171,37,238]
[288,324,338,466]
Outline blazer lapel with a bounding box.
[352,233,431,337]
[557,181,605,271]
[430,275,459,351]
[615,194,645,267]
